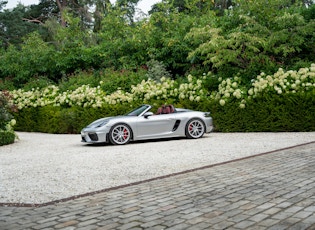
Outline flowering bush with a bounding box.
[4,63,315,133]
[9,75,208,110]
[210,75,247,108]
[248,65,315,96]
[0,91,15,129]
[7,64,315,111]
[212,64,315,108]
[12,85,59,109]
[0,91,16,145]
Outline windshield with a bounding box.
[126,105,151,116]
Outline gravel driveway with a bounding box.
[1,132,315,205]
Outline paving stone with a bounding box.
[257,217,281,227]
[212,220,235,229]
[76,218,100,227]
[118,221,142,230]
[292,210,313,219]
[95,220,120,228]
[263,207,282,215]
[234,220,256,229]
[249,213,269,222]
[54,220,79,229]
[304,206,315,212]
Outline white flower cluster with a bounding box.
[249,64,315,97]
[12,85,59,109]
[9,76,207,110]
[130,76,206,103]
[9,64,314,110]
[213,64,315,108]
[211,76,247,108]
[4,119,16,132]
[54,85,106,108]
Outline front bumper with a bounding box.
[81,130,108,143]
[205,117,214,133]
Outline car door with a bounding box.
[135,113,177,140]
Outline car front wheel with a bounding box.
[109,123,132,145]
[185,118,205,139]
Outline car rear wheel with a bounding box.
[185,118,205,139]
[109,123,132,145]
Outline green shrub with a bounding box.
[13,103,136,134]
[58,70,101,92]
[209,92,315,132]
[145,59,171,82]
[0,131,16,146]
[0,78,16,91]
[22,77,54,91]
[13,107,39,132]
[98,69,148,94]
[12,91,315,134]
[58,68,148,94]
[0,91,13,130]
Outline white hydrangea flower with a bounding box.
[219,99,225,106]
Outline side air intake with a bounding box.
[172,120,181,131]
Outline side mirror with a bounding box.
[144,112,154,118]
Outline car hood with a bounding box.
[86,117,113,128]
[86,116,128,128]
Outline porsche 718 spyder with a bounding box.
[81,104,213,145]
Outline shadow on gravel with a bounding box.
[81,136,197,147]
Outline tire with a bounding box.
[185,118,205,139]
[109,123,132,145]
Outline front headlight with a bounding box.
[204,112,211,117]
[87,119,110,128]
[96,120,109,127]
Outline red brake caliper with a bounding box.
[189,124,193,131]
[123,128,128,139]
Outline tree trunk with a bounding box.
[56,0,68,27]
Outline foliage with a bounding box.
[13,104,131,134]
[210,92,315,132]
[10,74,207,109]
[145,59,171,81]
[45,13,100,78]
[213,64,315,108]
[0,90,16,145]
[0,32,55,86]
[0,91,14,129]
[95,8,150,70]
[1,0,314,87]
[186,2,315,80]
[0,130,15,146]
[145,8,210,76]
[97,69,148,94]
[7,63,315,133]
[0,0,315,136]
[0,4,41,48]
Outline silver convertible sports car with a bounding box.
[81,104,213,145]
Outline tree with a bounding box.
[186,0,315,79]
[93,0,111,32]
[55,0,91,27]
[0,32,56,86]
[0,5,41,48]
[115,0,140,24]
[0,0,7,11]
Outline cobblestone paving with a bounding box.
[1,142,315,230]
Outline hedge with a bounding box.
[12,91,315,134]
[210,92,315,132]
